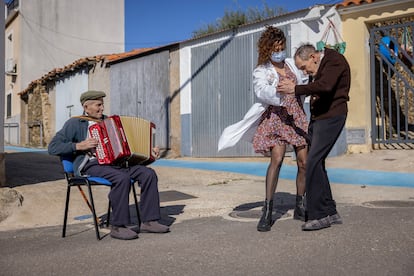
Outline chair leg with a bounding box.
[62,185,71,238]
[85,183,101,240]
[106,201,111,227]
[106,186,113,227]
[131,183,141,226]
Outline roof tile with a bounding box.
[19,48,154,96]
[336,0,375,8]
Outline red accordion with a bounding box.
[89,115,131,165]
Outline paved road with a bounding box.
[1,205,413,275]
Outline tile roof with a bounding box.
[336,0,375,8]
[105,48,153,62]
[18,48,154,96]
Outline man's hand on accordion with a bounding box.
[76,138,99,151]
[152,147,160,159]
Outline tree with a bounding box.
[192,2,287,38]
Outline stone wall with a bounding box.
[26,84,52,147]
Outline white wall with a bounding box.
[290,6,340,52]
[55,71,88,131]
[179,47,192,116]
[19,0,124,92]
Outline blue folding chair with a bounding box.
[61,156,141,240]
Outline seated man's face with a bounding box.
[84,99,104,119]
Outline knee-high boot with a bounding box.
[293,195,306,221]
[257,200,273,232]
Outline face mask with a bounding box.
[270,50,287,63]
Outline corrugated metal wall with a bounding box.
[191,25,289,157]
[109,51,170,150]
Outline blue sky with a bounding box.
[125,0,342,51]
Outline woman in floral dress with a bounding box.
[253,26,309,232]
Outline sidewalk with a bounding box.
[1,147,413,231]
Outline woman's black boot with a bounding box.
[293,195,306,221]
[257,200,273,232]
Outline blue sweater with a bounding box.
[48,116,99,176]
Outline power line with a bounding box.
[19,12,57,68]
[19,12,124,45]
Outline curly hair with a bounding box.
[257,25,286,66]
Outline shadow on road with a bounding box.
[232,192,298,222]
[5,152,63,187]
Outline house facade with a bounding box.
[4,0,125,146]
[18,56,107,147]
[337,0,414,152]
[18,46,178,158]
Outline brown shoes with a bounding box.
[111,221,169,239]
[140,221,170,233]
[110,226,139,240]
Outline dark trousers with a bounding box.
[306,115,346,220]
[83,159,161,226]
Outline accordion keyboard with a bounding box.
[90,127,106,160]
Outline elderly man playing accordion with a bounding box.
[48,90,169,240]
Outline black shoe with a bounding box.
[293,208,306,221]
[293,195,305,221]
[257,200,273,232]
[302,216,331,231]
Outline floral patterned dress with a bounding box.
[253,64,309,155]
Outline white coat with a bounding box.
[218,58,308,152]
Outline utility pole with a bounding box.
[0,2,6,186]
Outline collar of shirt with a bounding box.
[320,50,325,61]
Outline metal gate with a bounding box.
[370,21,414,148]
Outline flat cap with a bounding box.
[80,90,106,105]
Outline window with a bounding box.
[6,93,11,118]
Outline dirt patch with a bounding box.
[0,188,24,223]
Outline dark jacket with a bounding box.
[48,116,103,176]
[295,47,351,120]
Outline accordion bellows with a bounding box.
[89,115,156,166]
[120,116,156,166]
